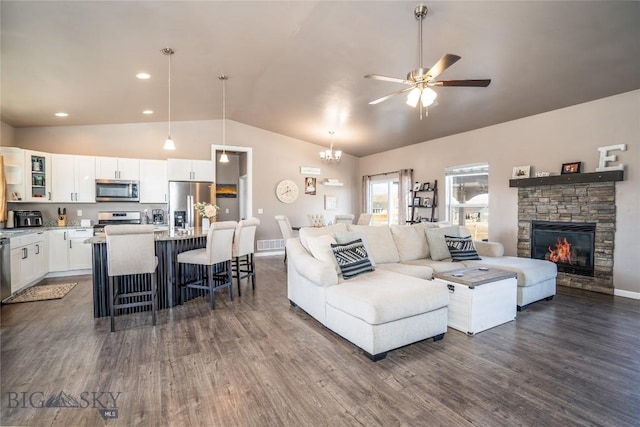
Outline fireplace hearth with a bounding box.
[531,221,596,277]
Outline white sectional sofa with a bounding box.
[286,222,557,361]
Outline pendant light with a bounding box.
[162,47,176,150]
[219,75,229,163]
[319,131,342,162]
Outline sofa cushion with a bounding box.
[331,239,375,280]
[299,223,348,252]
[347,225,400,264]
[402,258,464,273]
[425,226,464,261]
[377,262,433,280]
[334,231,376,267]
[445,235,481,262]
[326,270,449,324]
[390,224,429,261]
[462,256,557,287]
[306,234,340,273]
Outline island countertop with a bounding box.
[86,227,209,244]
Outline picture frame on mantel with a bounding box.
[512,165,530,179]
[561,161,581,174]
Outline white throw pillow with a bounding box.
[306,234,340,273]
[425,226,462,261]
[299,223,348,252]
[347,225,400,264]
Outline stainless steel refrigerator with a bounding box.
[168,181,216,229]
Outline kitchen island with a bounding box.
[88,228,217,318]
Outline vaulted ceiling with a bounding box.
[2,1,639,157]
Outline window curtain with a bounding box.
[0,154,6,223]
[361,175,371,215]
[398,169,413,223]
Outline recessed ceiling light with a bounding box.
[54,112,69,117]
[142,110,154,115]
[136,72,151,80]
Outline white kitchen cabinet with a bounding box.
[139,159,168,203]
[9,231,47,293]
[24,150,52,202]
[51,154,96,202]
[49,229,93,272]
[167,159,214,182]
[95,157,139,180]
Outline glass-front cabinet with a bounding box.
[25,150,52,202]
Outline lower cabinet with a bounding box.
[9,231,48,293]
[49,229,93,272]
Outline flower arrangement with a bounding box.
[194,202,220,220]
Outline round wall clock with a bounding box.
[276,179,299,204]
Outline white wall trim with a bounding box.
[614,289,640,300]
[255,250,284,258]
[211,144,252,218]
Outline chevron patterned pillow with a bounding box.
[445,235,481,262]
[331,238,374,279]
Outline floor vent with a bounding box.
[257,239,285,251]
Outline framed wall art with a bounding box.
[324,195,337,210]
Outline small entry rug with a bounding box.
[3,282,78,304]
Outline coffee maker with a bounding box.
[152,209,165,225]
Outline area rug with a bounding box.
[3,282,78,304]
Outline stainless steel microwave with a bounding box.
[95,180,139,202]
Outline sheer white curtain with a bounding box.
[398,169,413,224]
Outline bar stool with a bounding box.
[177,221,237,309]
[232,218,260,296]
[105,224,158,332]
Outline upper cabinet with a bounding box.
[24,150,52,202]
[139,159,168,203]
[167,159,215,182]
[95,156,139,180]
[51,154,96,203]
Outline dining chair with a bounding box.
[176,221,237,310]
[307,213,326,227]
[232,218,260,296]
[105,224,158,332]
[357,213,373,225]
[275,215,295,263]
[334,214,355,224]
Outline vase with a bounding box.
[202,217,210,231]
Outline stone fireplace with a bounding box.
[511,171,624,294]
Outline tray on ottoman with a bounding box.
[434,267,517,335]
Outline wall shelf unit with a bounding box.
[408,179,438,224]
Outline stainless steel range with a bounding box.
[93,211,142,236]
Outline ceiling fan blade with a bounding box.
[364,74,411,85]
[369,86,413,105]
[432,79,492,87]
[425,54,461,80]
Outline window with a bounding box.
[445,163,489,240]
[369,173,399,226]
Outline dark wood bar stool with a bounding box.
[105,225,158,332]
[177,221,237,309]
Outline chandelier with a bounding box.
[320,131,341,162]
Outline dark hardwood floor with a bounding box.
[1,257,639,426]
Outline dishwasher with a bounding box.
[0,237,10,302]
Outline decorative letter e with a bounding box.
[596,144,627,172]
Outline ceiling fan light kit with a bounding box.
[365,4,491,118]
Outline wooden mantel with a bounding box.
[509,170,624,187]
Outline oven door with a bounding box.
[95,180,139,202]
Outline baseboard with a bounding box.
[45,269,92,278]
[255,250,284,258]
[614,289,640,300]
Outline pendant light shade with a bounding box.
[219,75,229,163]
[163,47,176,150]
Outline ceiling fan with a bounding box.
[365,5,491,117]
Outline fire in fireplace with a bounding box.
[530,221,596,277]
